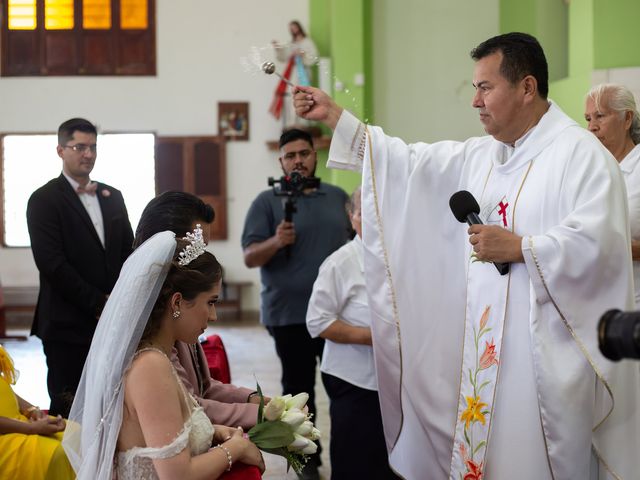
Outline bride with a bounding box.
[62,227,265,479]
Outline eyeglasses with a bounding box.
[282,149,313,161]
[63,143,97,154]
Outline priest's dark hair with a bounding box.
[470,32,549,99]
[133,191,215,248]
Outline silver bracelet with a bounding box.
[213,444,233,472]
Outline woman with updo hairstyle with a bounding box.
[585,84,640,302]
[63,229,265,480]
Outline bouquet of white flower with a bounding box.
[247,383,321,473]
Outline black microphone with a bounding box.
[449,190,509,276]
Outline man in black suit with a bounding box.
[27,118,134,416]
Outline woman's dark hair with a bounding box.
[133,191,215,248]
[470,32,549,99]
[140,240,222,344]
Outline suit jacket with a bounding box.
[172,341,259,429]
[27,174,133,345]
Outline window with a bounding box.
[1,133,156,247]
[1,0,155,76]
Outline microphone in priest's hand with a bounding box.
[449,190,510,276]
[262,61,295,88]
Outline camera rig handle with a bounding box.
[284,198,296,259]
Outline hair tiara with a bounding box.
[178,224,206,266]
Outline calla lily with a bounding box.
[285,392,309,411]
[263,396,286,421]
[281,409,306,429]
[310,427,321,441]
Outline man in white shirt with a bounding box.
[307,187,398,479]
[294,33,640,479]
[27,118,133,417]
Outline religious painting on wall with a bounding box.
[218,102,249,141]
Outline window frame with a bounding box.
[0,130,157,248]
[1,0,156,76]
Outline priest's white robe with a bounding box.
[327,103,640,480]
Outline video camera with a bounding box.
[268,171,320,197]
[267,171,321,259]
[598,309,640,361]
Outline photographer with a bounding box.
[241,128,351,479]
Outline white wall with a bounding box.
[0,0,310,309]
[372,0,499,142]
[1,0,501,311]
[591,67,640,105]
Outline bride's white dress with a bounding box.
[115,349,214,479]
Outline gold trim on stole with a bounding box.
[527,236,620,480]
[364,126,406,476]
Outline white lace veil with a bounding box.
[62,231,177,480]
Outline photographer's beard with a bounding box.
[281,160,317,179]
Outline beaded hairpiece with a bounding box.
[178,224,206,266]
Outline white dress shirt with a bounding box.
[63,172,105,247]
[306,236,377,391]
[621,143,640,304]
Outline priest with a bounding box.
[293,32,640,480]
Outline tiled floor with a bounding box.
[2,316,332,479]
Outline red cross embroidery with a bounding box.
[498,201,509,227]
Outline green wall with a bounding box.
[593,0,640,69]
[499,0,568,81]
[309,0,366,195]
[500,0,640,124]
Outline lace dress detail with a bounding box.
[115,348,214,479]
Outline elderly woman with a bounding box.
[585,83,640,302]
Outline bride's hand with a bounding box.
[225,435,265,474]
[212,425,242,444]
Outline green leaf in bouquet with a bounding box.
[256,381,265,424]
[248,420,295,449]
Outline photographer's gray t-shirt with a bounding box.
[241,183,351,327]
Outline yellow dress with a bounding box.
[0,346,75,480]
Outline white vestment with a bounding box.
[327,104,640,480]
[620,144,640,303]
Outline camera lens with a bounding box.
[598,309,640,361]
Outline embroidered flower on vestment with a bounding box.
[479,339,499,370]
[460,395,487,429]
[463,459,483,480]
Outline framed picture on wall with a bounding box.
[218,102,249,141]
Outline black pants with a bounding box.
[43,341,91,417]
[322,373,399,480]
[267,324,325,463]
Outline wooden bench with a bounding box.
[0,285,32,341]
[217,281,252,320]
